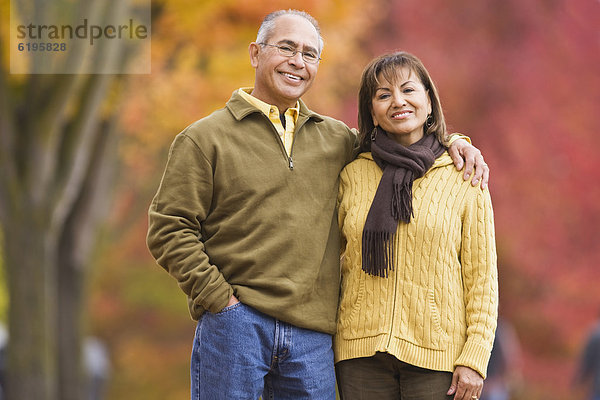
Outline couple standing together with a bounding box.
[147,9,497,400]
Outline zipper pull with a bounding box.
[288,157,294,170]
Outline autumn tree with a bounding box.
[0,0,148,398]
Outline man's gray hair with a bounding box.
[256,9,324,53]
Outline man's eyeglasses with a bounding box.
[259,43,321,64]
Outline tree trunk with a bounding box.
[56,247,86,400]
[4,212,59,400]
[2,112,119,400]
[56,119,118,400]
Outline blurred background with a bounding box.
[1,0,599,399]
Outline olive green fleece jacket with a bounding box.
[147,90,357,334]
[335,152,498,378]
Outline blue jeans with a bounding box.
[190,302,336,399]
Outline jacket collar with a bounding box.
[226,89,324,124]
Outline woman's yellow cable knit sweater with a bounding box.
[335,151,498,378]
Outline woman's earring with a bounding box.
[371,126,378,141]
[426,114,434,128]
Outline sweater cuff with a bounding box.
[454,341,492,379]
[197,279,234,314]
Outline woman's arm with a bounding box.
[455,186,499,375]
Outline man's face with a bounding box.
[250,14,320,110]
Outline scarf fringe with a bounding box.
[392,181,413,223]
[362,230,395,278]
[362,129,445,279]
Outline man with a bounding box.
[147,9,489,399]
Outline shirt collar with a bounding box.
[238,88,299,120]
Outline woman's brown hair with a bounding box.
[357,51,447,151]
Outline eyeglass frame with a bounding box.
[258,43,321,64]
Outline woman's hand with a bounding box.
[447,366,484,400]
[448,139,489,189]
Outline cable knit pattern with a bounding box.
[335,151,498,378]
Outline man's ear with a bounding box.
[249,42,260,68]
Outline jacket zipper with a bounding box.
[288,130,296,171]
[288,116,311,171]
[265,112,310,171]
[265,115,296,171]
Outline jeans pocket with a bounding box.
[215,301,243,315]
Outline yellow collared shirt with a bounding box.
[238,88,299,156]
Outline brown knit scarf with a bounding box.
[362,127,446,277]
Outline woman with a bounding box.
[334,51,498,400]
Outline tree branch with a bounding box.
[60,114,120,269]
[0,37,20,223]
[21,0,104,208]
[49,0,131,233]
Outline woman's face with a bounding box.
[371,67,432,147]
